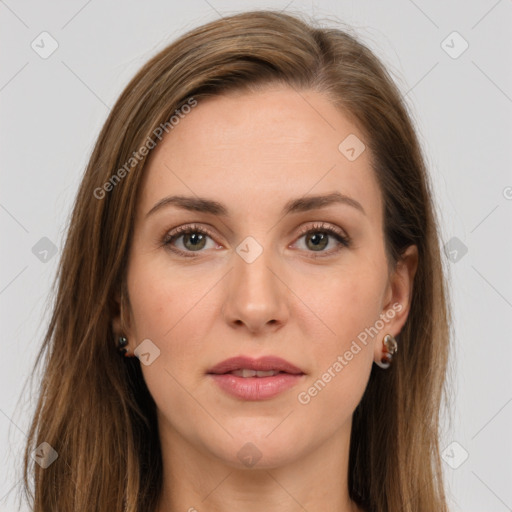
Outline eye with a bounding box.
[161,224,220,257]
[293,222,351,258]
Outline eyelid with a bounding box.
[294,221,349,243]
[160,223,221,254]
[165,223,217,241]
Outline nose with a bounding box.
[221,240,289,334]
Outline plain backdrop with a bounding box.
[1,1,511,511]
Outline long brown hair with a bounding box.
[22,9,452,512]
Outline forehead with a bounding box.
[136,86,382,224]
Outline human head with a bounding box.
[24,10,450,512]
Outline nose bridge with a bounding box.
[223,233,288,331]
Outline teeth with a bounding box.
[230,369,280,377]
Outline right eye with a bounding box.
[162,224,221,257]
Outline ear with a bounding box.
[111,287,133,351]
[374,244,418,363]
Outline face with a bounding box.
[115,85,416,469]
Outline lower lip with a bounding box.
[208,373,304,400]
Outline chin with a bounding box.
[207,431,304,471]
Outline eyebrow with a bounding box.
[145,191,366,218]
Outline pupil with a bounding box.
[185,233,205,250]
[308,232,327,251]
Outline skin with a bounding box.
[112,85,418,512]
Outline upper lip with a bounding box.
[207,356,305,375]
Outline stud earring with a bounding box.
[117,336,134,357]
[375,333,398,369]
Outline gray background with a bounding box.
[1,1,511,510]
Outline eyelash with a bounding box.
[161,222,351,259]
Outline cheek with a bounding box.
[293,259,386,343]
[126,256,205,339]
[291,272,382,423]
[126,258,215,381]
[126,262,209,419]
[127,275,171,339]
[288,259,386,406]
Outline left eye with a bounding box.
[294,227,349,254]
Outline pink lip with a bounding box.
[207,356,305,401]
[207,355,304,375]
[209,373,304,400]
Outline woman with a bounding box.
[23,9,452,512]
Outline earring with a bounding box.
[117,335,132,357]
[375,334,398,369]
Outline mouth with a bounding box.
[224,369,288,377]
[207,355,305,376]
[207,355,305,401]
